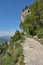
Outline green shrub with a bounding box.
[37,29,43,38]
[40,39,43,45]
[2,56,15,65]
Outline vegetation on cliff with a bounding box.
[20,0,43,38]
[0,0,43,65]
[0,31,25,65]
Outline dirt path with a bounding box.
[23,38,43,65]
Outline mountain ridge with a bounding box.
[0,36,11,44]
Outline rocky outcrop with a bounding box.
[21,8,31,22]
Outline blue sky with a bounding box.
[0,0,35,36]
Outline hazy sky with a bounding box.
[0,0,35,36]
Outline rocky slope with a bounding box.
[23,38,43,65]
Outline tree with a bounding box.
[20,0,43,36]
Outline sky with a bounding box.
[0,0,35,37]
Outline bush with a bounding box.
[2,56,15,65]
[37,29,43,38]
[40,39,43,45]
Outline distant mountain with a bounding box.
[1,36,11,40]
[0,38,6,45]
[0,36,11,45]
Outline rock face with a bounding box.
[21,8,31,22]
[23,38,43,65]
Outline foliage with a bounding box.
[39,39,43,45]
[20,0,43,37]
[22,5,29,12]
[0,42,8,55]
[1,31,25,65]
[2,56,15,65]
[1,0,43,65]
[37,29,43,38]
[10,30,25,43]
